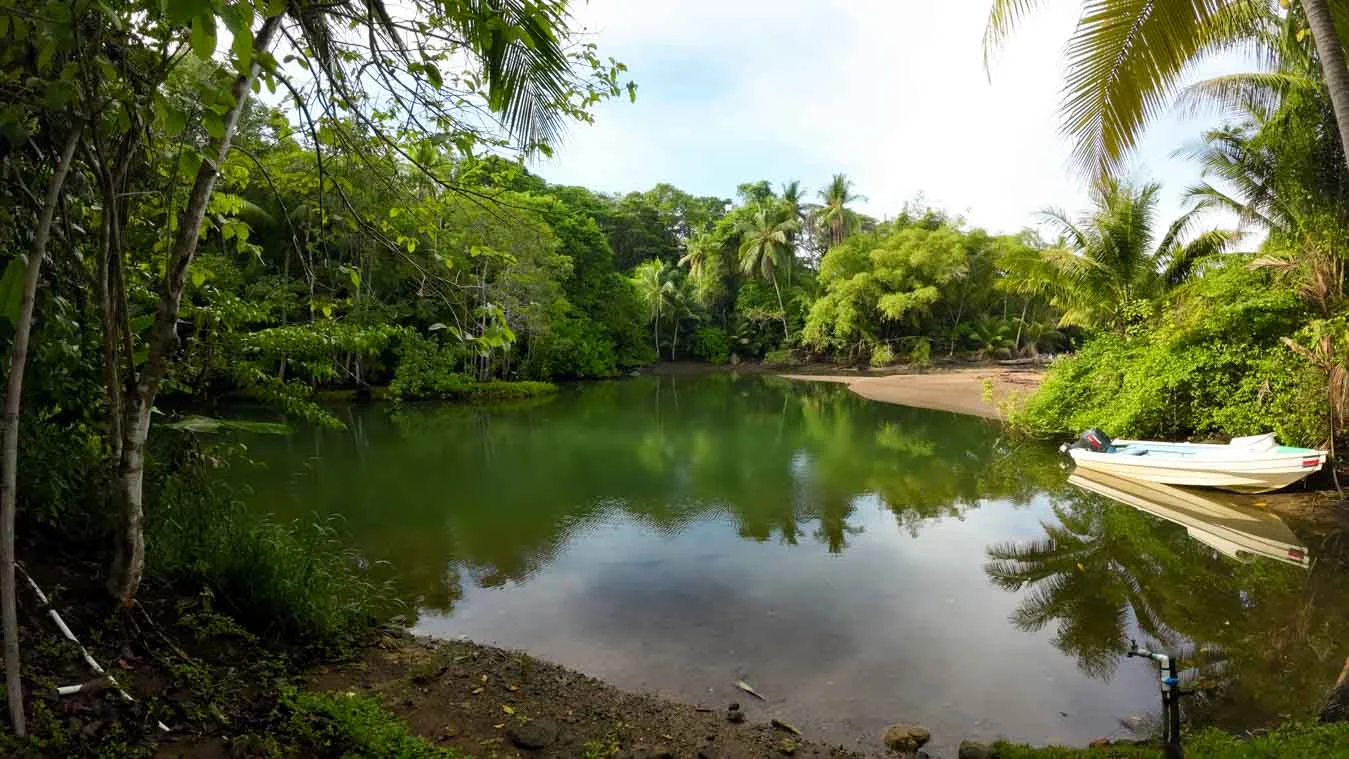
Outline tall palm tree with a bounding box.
[737,207,799,339]
[1037,178,1234,332]
[780,180,810,285]
[983,0,1349,178]
[815,174,863,249]
[633,259,674,356]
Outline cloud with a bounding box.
[536,0,1246,235]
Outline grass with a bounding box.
[390,378,559,403]
[270,688,469,758]
[147,463,398,651]
[992,722,1349,759]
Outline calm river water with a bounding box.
[235,375,1348,755]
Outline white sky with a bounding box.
[535,0,1250,235]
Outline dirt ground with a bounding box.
[305,635,869,759]
[778,367,1044,420]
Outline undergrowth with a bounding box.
[146,438,398,651]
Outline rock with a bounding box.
[506,717,558,749]
[882,724,931,754]
[958,740,994,759]
[725,704,746,723]
[697,751,717,759]
[1088,738,1111,748]
[777,737,799,755]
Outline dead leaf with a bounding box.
[502,705,515,715]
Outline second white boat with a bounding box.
[1061,429,1326,494]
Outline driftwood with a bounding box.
[17,564,168,732]
[1322,657,1349,723]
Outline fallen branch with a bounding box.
[17,563,168,732]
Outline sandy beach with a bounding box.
[779,366,1044,419]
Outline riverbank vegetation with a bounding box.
[3,0,1349,755]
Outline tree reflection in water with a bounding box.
[987,474,1349,731]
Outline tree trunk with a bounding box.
[1305,0,1349,172]
[1014,300,1028,356]
[2,125,81,737]
[772,274,789,342]
[109,15,282,604]
[671,318,678,361]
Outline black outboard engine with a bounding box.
[1068,427,1113,452]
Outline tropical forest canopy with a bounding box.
[1,0,1349,710]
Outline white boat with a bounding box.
[1067,468,1311,568]
[1062,430,1325,494]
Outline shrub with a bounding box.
[147,440,397,650]
[908,337,932,368]
[761,348,800,367]
[689,326,731,364]
[1013,263,1323,444]
[524,314,618,379]
[869,343,896,368]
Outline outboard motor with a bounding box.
[1068,427,1113,453]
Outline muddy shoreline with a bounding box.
[305,633,874,759]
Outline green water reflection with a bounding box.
[235,374,1349,748]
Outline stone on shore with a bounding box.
[882,723,931,754]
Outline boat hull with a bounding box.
[1066,447,1324,494]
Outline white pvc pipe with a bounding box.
[17,564,169,732]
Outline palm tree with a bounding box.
[736,207,799,340]
[815,174,863,249]
[1037,178,1233,333]
[667,276,697,361]
[966,316,1016,360]
[678,232,717,281]
[983,0,1349,178]
[633,259,674,356]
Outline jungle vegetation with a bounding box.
[4,0,1349,751]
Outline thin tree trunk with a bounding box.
[1305,0,1349,171]
[671,318,678,361]
[109,15,282,604]
[1014,300,1028,356]
[2,125,81,737]
[772,274,789,341]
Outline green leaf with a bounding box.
[424,64,443,90]
[347,268,361,289]
[164,0,205,26]
[191,14,217,61]
[191,269,206,288]
[165,415,292,435]
[130,314,154,334]
[204,112,225,139]
[0,258,28,325]
[428,323,447,332]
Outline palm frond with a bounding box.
[982,0,1054,69]
[1060,0,1265,174]
[1175,71,1320,121]
[460,0,573,148]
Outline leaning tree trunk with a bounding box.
[2,125,81,737]
[1305,0,1349,170]
[109,15,282,604]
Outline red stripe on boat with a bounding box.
[1303,457,1321,467]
